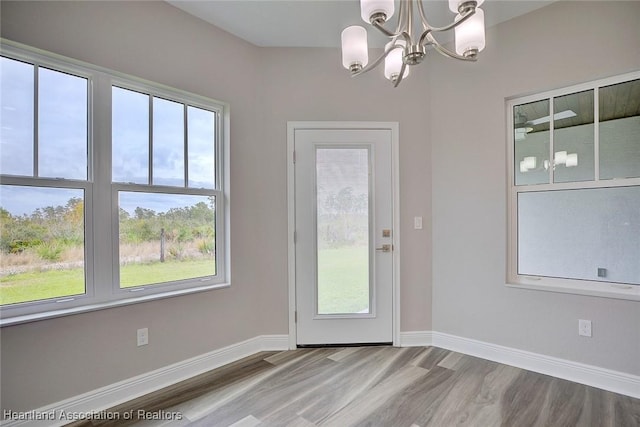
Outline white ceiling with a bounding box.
[167,0,554,48]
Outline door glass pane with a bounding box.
[38,67,88,180]
[0,185,86,305]
[553,90,594,183]
[316,148,370,314]
[152,97,184,186]
[514,99,550,185]
[599,79,640,180]
[187,106,216,189]
[0,57,34,176]
[118,191,216,288]
[112,86,149,184]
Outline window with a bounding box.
[0,56,91,307]
[112,87,220,291]
[0,42,229,323]
[507,72,640,300]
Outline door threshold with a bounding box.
[297,342,392,348]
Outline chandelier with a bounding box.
[341,0,486,87]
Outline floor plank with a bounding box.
[67,347,640,427]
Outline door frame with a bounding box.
[287,121,401,349]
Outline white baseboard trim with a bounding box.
[399,331,433,347]
[431,331,640,399]
[1,334,289,427]
[4,331,637,426]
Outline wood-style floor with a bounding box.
[71,346,640,427]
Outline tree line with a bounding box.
[1,197,215,262]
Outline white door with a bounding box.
[293,127,395,345]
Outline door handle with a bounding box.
[376,244,392,252]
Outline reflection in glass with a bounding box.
[0,185,86,305]
[118,192,215,288]
[514,99,550,185]
[0,57,34,176]
[316,148,370,314]
[187,106,216,189]
[39,67,88,180]
[518,186,639,285]
[599,79,640,180]
[553,90,594,183]
[112,87,149,184]
[153,98,184,186]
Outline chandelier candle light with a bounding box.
[341,0,486,87]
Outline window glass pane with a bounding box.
[118,191,215,288]
[187,106,215,189]
[38,67,88,180]
[0,57,34,176]
[0,185,86,305]
[514,99,550,185]
[112,87,149,184]
[599,79,640,180]
[316,148,370,314]
[553,90,594,183]
[152,98,184,186]
[518,186,640,285]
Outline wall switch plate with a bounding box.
[137,328,149,346]
[414,216,423,230]
[578,319,592,337]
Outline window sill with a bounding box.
[506,279,640,302]
[0,282,230,327]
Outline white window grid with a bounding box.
[0,41,230,324]
[506,70,640,299]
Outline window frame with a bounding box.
[0,40,230,325]
[506,70,640,301]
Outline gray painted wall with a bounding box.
[0,0,432,411]
[0,0,638,414]
[430,1,640,375]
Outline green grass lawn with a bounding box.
[317,246,369,314]
[1,248,367,310]
[0,259,216,305]
[0,269,85,305]
[120,259,215,288]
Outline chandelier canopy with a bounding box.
[341,0,486,87]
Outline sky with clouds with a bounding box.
[1,56,216,217]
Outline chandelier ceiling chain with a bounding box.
[341,0,486,87]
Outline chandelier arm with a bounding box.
[350,42,398,77]
[416,0,430,31]
[418,8,476,46]
[406,1,414,40]
[427,34,477,61]
[393,62,408,88]
[430,8,476,34]
[395,0,407,34]
[372,20,400,38]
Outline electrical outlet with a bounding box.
[137,328,149,346]
[578,319,592,337]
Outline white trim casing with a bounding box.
[286,121,401,348]
[506,70,640,301]
[0,40,232,325]
[399,331,433,347]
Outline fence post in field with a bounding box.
[160,228,165,263]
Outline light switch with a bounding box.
[414,216,423,230]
